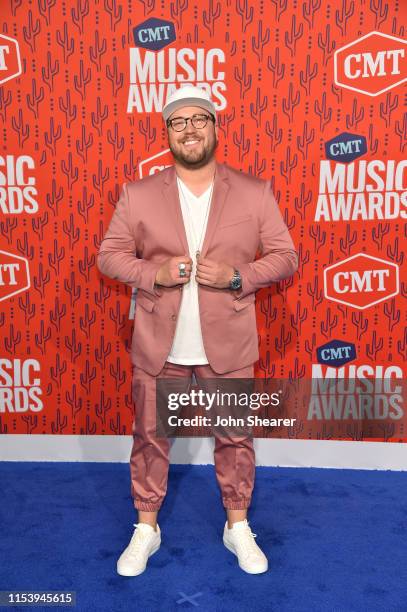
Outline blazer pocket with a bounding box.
[233,295,255,311]
[136,293,155,312]
[218,214,252,229]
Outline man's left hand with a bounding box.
[195,257,234,289]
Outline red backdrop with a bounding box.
[0,0,405,440]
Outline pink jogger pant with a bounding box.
[130,360,255,511]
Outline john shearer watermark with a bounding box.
[155,377,406,441]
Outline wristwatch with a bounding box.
[229,268,242,290]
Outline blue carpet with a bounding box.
[0,462,406,612]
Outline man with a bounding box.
[97,86,298,577]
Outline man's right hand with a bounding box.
[155,255,193,287]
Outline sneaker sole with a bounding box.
[117,540,161,577]
[223,537,268,574]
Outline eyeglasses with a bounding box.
[166,113,215,132]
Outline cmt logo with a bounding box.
[334,31,407,96]
[0,250,30,302]
[324,253,399,309]
[0,34,22,85]
[325,132,367,163]
[138,149,173,179]
[133,18,176,51]
[317,340,356,368]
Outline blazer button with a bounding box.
[171,314,176,321]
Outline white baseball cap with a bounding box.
[162,85,216,122]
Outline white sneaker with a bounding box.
[223,519,268,574]
[117,523,161,577]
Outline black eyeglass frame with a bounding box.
[166,113,216,132]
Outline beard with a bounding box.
[169,134,218,170]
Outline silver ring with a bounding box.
[179,263,186,277]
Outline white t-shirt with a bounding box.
[167,177,213,365]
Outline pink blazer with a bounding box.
[97,161,298,375]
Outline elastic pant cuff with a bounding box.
[223,497,251,510]
[134,500,162,512]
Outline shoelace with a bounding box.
[127,523,150,558]
[233,523,260,558]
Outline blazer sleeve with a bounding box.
[97,183,162,296]
[236,180,298,299]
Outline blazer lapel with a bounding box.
[161,165,189,255]
[200,161,230,258]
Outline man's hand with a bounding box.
[195,256,235,289]
[155,255,193,287]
